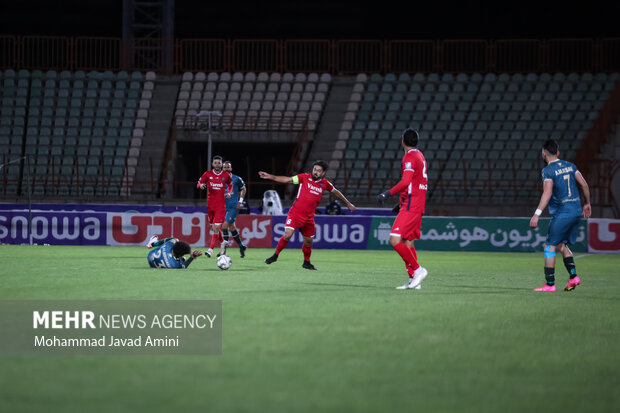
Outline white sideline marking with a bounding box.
[573,254,590,259]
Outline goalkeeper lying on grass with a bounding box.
[147,236,202,269]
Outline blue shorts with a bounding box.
[225,207,240,224]
[546,215,581,246]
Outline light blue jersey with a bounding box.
[225,174,245,210]
[147,240,186,268]
[541,159,582,218]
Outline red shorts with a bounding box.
[285,214,315,238]
[390,211,422,241]
[208,207,226,226]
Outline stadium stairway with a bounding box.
[132,75,180,198]
[303,76,355,180]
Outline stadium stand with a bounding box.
[0,69,154,197]
[174,72,331,131]
[2,65,618,208]
[334,72,619,202]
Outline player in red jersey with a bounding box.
[197,155,233,258]
[377,128,429,290]
[259,160,356,270]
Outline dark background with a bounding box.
[1,0,619,39]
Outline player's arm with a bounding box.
[237,185,246,210]
[530,179,553,228]
[575,171,591,219]
[225,173,233,198]
[377,170,414,204]
[258,171,294,184]
[182,250,203,268]
[197,171,209,190]
[331,188,356,212]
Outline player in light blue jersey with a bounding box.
[147,236,202,268]
[222,161,248,258]
[530,139,591,292]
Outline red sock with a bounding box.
[209,234,218,249]
[218,230,223,243]
[393,242,419,274]
[302,244,312,261]
[275,237,289,254]
[209,230,221,249]
[410,245,417,261]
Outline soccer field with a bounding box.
[0,245,619,413]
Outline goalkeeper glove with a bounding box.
[377,190,391,205]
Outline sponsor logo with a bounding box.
[236,216,272,248]
[0,212,105,245]
[306,182,323,195]
[273,221,365,245]
[588,219,620,252]
[110,213,206,245]
[373,222,392,245]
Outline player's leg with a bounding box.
[227,215,247,257]
[390,234,418,271]
[562,244,580,291]
[409,239,418,261]
[300,221,316,270]
[147,235,161,248]
[205,210,216,257]
[406,213,426,287]
[392,213,426,290]
[390,214,419,269]
[212,208,227,256]
[404,239,422,290]
[391,234,420,290]
[222,219,230,245]
[534,243,557,291]
[560,217,582,291]
[215,223,228,256]
[207,223,223,257]
[266,223,296,264]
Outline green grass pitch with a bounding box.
[1,245,619,413]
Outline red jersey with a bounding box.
[197,169,232,211]
[289,173,334,219]
[390,148,427,214]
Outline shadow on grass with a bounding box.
[449,284,526,291]
[300,282,377,289]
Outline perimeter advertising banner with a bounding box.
[367,217,588,252]
[0,203,616,253]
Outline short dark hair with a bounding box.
[172,241,191,258]
[313,160,328,171]
[401,128,419,147]
[213,155,223,161]
[543,139,559,154]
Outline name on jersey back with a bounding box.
[554,166,574,175]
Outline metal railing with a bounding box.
[2,35,620,74]
[1,154,134,199]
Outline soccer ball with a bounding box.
[216,254,232,270]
